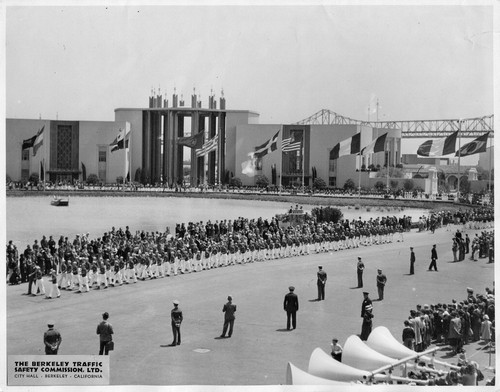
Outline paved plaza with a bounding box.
[6,224,495,385]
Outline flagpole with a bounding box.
[43,125,47,190]
[457,121,461,201]
[358,153,362,200]
[386,139,390,193]
[488,134,492,196]
[129,123,132,188]
[301,144,304,193]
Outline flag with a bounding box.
[81,162,87,182]
[456,132,490,157]
[417,131,458,157]
[196,134,218,157]
[281,138,291,150]
[283,140,302,153]
[178,131,204,149]
[361,133,388,155]
[254,130,280,158]
[241,153,257,177]
[110,124,131,152]
[32,126,45,156]
[22,134,37,150]
[329,133,361,160]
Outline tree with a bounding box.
[390,179,399,189]
[313,177,327,190]
[343,178,356,191]
[459,178,471,194]
[403,179,414,191]
[134,168,142,183]
[255,174,270,188]
[29,173,39,185]
[374,181,385,192]
[229,177,242,188]
[86,174,99,185]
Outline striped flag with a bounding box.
[361,133,388,155]
[281,138,292,150]
[456,132,490,157]
[329,133,361,160]
[196,134,218,157]
[254,130,280,158]
[417,131,458,157]
[110,123,131,152]
[282,140,302,153]
[32,126,45,156]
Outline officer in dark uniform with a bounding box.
[44,322,62,355]
[410,247,416,275]
[171,300,183,346]
[428,244,438,271]
[317,266,327,300]
[283,286,299,330]
[360,292,373,341]
[376,269,387,300]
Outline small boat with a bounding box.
[51,196,69,207]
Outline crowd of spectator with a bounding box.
[401,285,495,385]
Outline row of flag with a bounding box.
[417,131,491,158]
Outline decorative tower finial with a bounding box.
[221,88,224,98]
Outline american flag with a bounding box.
[196,134,219,157]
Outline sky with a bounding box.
[4,2,496,161]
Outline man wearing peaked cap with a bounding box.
[360,292,373,341]
[317,266,327,301]
[283,286,299,330]
[44,321,62,355]
[171,300,183,346]
[376,269,387,301]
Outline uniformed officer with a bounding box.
[44,322,62,355]
[360,292,373,341]
[171,300,183,346]
[317,266,327,301]
[376,269,387,300]
[283,286,299,330]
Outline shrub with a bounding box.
[29,173,39,184]
[86,174,99,185]
[116,176,124,184]
[312,206,343,223]
[390,179,399,189]
[343,178,356,191]
[374,181,385,192]
[403,179,414,191]
[313,177,327,190]
[6,174,12,183]
[255,175,270,188]
[229,177,242,188]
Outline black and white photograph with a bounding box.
[2,1,497,390]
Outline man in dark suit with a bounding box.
[283,286,299,330]
[220,295,236,338]
[428,244,438,271]
[170,300,183,346]
[317,266,327,300]
[410,247,416,275]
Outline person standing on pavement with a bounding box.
[409,247,416,275]
[357,257,364,288]
[376,269,387,300]
[44,322,62,355]
[360,292,373,341]
[220,295,236,338]
[283,286,299,330]
[46,268,60,299]
[96,312,114,355]
[317,266,327,300]
[428,244,438,271]
[171,300,183,346]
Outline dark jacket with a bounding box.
[284,292,299,312]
